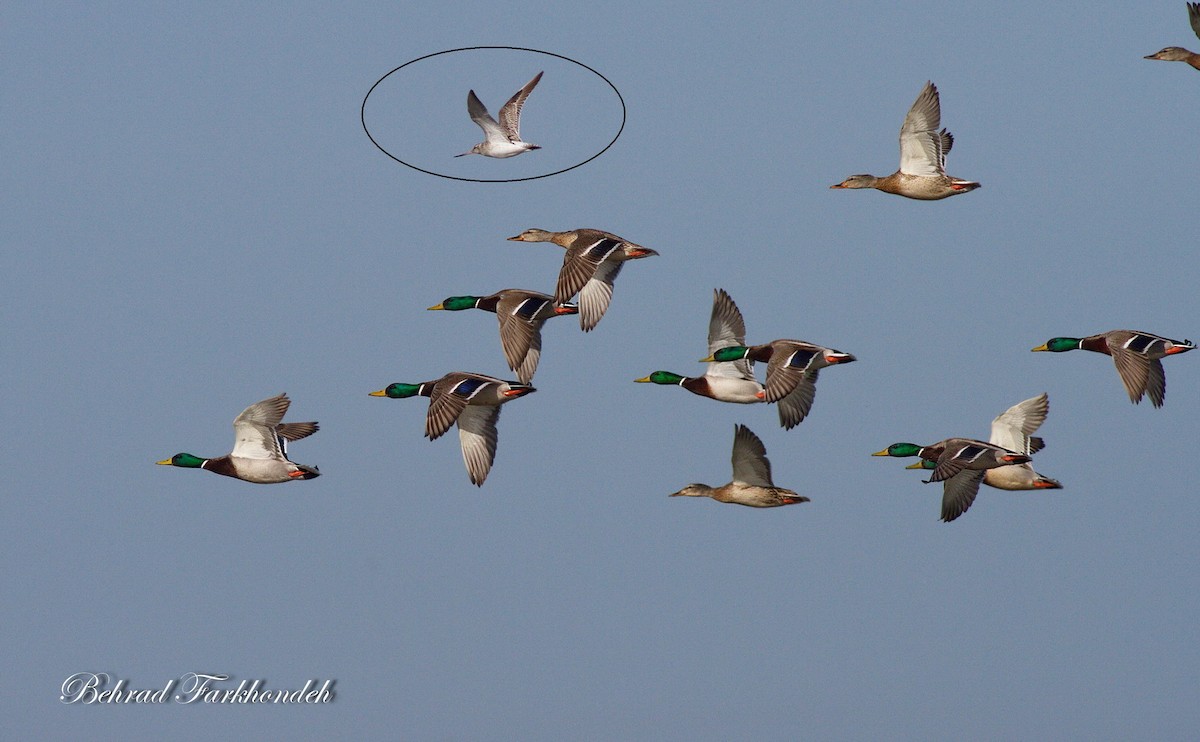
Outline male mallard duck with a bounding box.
[507,228,658,331]
[830,81,980,200]
[905,394,1063,492]
[873,438,1031,522]
[156,393,320,483]
[455,71,543,158]
[670,424,809,507]
[635,288,765,404]
[1032,330,1194,407]
[370,372,535,486]
[428,289,577,384]
[702,339,856,429]
[1144,3,1200,70]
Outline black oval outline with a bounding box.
[361,46,626,183]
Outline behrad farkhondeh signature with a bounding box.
[60,672,335,704]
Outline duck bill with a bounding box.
[871,449,892,457]
[506,233,528,241]
[503,387,535,397]
[826,353,856,364]
[554,304,578,315]
[427,303,445,310]
[698,354,716,362]
[155,458,173,465]
[368,389,388,397]
[904,462,926,469]
[1031,343,1049,352]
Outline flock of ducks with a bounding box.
[157,9,1197,521]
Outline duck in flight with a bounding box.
[456,71,543,158]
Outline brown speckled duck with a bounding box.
[830,81,980,200]
[670,424,809,508]
[1144,3,1200,70]
[507,228,658,331]
[1032,330,1195,407]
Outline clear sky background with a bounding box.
[6,2,1199,739]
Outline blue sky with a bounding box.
[7,2,1199,739]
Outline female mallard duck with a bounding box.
[156,393,320,483]
[670,424,809,507]
[873,438,1031,522]
[507,228,658,331]
[1032,330,1194,407]
[455,71,543,158]
[702,339,855,429]
[1144,3,1200,70]
[428,289,577,384]
[370,372,535,486]
[635,288,765,404]
[905,394,1063,492]
[830,81,980,200]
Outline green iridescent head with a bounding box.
[156,453,205,468]
[1032,337,1082,353]
[872,443,923,458]
[369,383,423,399]
[428,296,479,311]
[703,346,750,363]
[634,371,687,385]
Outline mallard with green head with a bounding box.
[670,424,809,507]
[635,288,764,404]
[156,393,320,484]
[370,372,535,486]
[703,339,855,429]
[830,81,979,200]
[904,394,1063,493]
[507,228,657,331]
[428,289,577,384]
[1144,3,1200,69]
[873,438,1031,522]
[1032,330,1194,407]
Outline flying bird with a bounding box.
[1032,330,1194,407]
[873,438,1031,522]
[703,339,855,429]
[370,372,535,486]
[635,289,765,405]
[456,71,543,158]
[905,393,1063,492]
[669,424,809,507]
[830,80,980,200]
[156,393,320,483]
[1144,3,1200,69]
[507,228,658,331]
[427,289,577,383]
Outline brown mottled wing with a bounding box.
[941,470,984,522]
[496,311,539,382]
[425,376,486,440]
[555,237,617,304]
[1190,2,1200,41]
[498,71,542,141]
[730,424,773,487]
[276,422,318,442]
[457,405,501,486]
[774,372,818,430]
[1109,345,1154,404]
[1145,359,1167,408]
